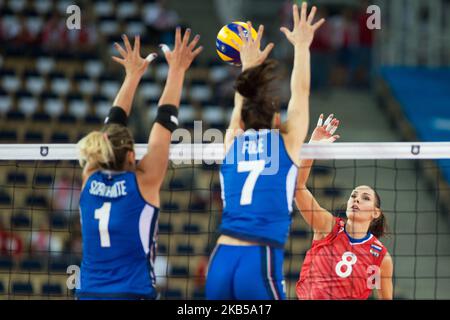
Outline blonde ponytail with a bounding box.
[77,131,115,169]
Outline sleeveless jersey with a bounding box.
[296,218,388,300]
[77,171,159,299]
[219,129,298,248]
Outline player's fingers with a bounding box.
[323,114,334,127]
[300,2,307,22]
[280,27,291,37]
[307,6,317,25]
[328,135,340,142]
[246,21,253,42]
[192,45,204,58]
[293,4,300,26]
[122,34,132,53]
[329,126,338,135]
[145,53,158,63]
[112,56,125,66]
[134,35,141,56]
[313,18,326,31]
[188,34,201,51]
[237,26,246,43]
[261,42,274,60]
[114,42,127,58]
[255,24,264,45]
[159,44,171,54]
[182,28,191,47]
[175,26,181,48]
[317,114,324,127]
[230,38,242,51]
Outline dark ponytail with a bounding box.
[369,190,388,238]
[235,60,279,130]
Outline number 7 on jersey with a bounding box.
[238,160,265,205]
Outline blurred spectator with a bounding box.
[143,0,179,44]
[51,173,81,218]
[0,221,24,257]
[310,7,333,90]
[328,8,359,86]
[66,11,98,54]
[41,12,68,53]
[193,251,208,295]
[354,0,375,87]
[29,222,63,257]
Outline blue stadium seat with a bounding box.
[163,289,183,299]
[49,259,70,272]
[157,244,167,254]
[34,174,53,186]
[183,224,200,234]
[323,187,343,197]
[25,194,48,208]
[0,190,12,205]
[42,283,63,295]
[0,130,17,142]
[159,223,173,234]
[32,111,51,122]
[50,132,70,143]
[162,202,180,212]
[20,257,43,271]
[188,201,206,212]
[11,212,31,228]
[24,131,44,142]
[169,178,186,190]
[7,172,27,185]
[176,244,194,255]
[0,256,14,270]
[58,113,77,124]
[50,214,68,229]
[12,282,33,295]
[171,266,189,276]
[0,280,4,294]
[6,110,25,122]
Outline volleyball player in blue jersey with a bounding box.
[75,30,202,299]
[206,3,325,300]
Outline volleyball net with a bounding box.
[0,142,449,300]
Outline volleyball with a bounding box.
[216,21,258,66]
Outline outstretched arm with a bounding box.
[280,3,325,164]
[111,35,157,115]
[82,35,156,182]
[295,114,339,236]
[136,28,203,206]
[225,22,274,150]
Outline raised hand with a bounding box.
[310,114,340,143]
[161,27,203,71]
[280,2,325,48]
[112,35,157,78]
[233,21,274,71]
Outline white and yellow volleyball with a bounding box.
[216,21,258,66]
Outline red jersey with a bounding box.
[296,218,387,300]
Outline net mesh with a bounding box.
[0,143,449,300]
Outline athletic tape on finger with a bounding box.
[145,53,158,63]
[160,44,170,53]
[323,114,333,126]
[317,116,323,127]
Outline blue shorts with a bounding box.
[205,244,286,300]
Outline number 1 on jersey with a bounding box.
[95,202,111,247]
[238,160,265,205]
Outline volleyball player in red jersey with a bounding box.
[295,114,393,300]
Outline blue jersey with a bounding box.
[77,171,159,299]
[219,130,298,248]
